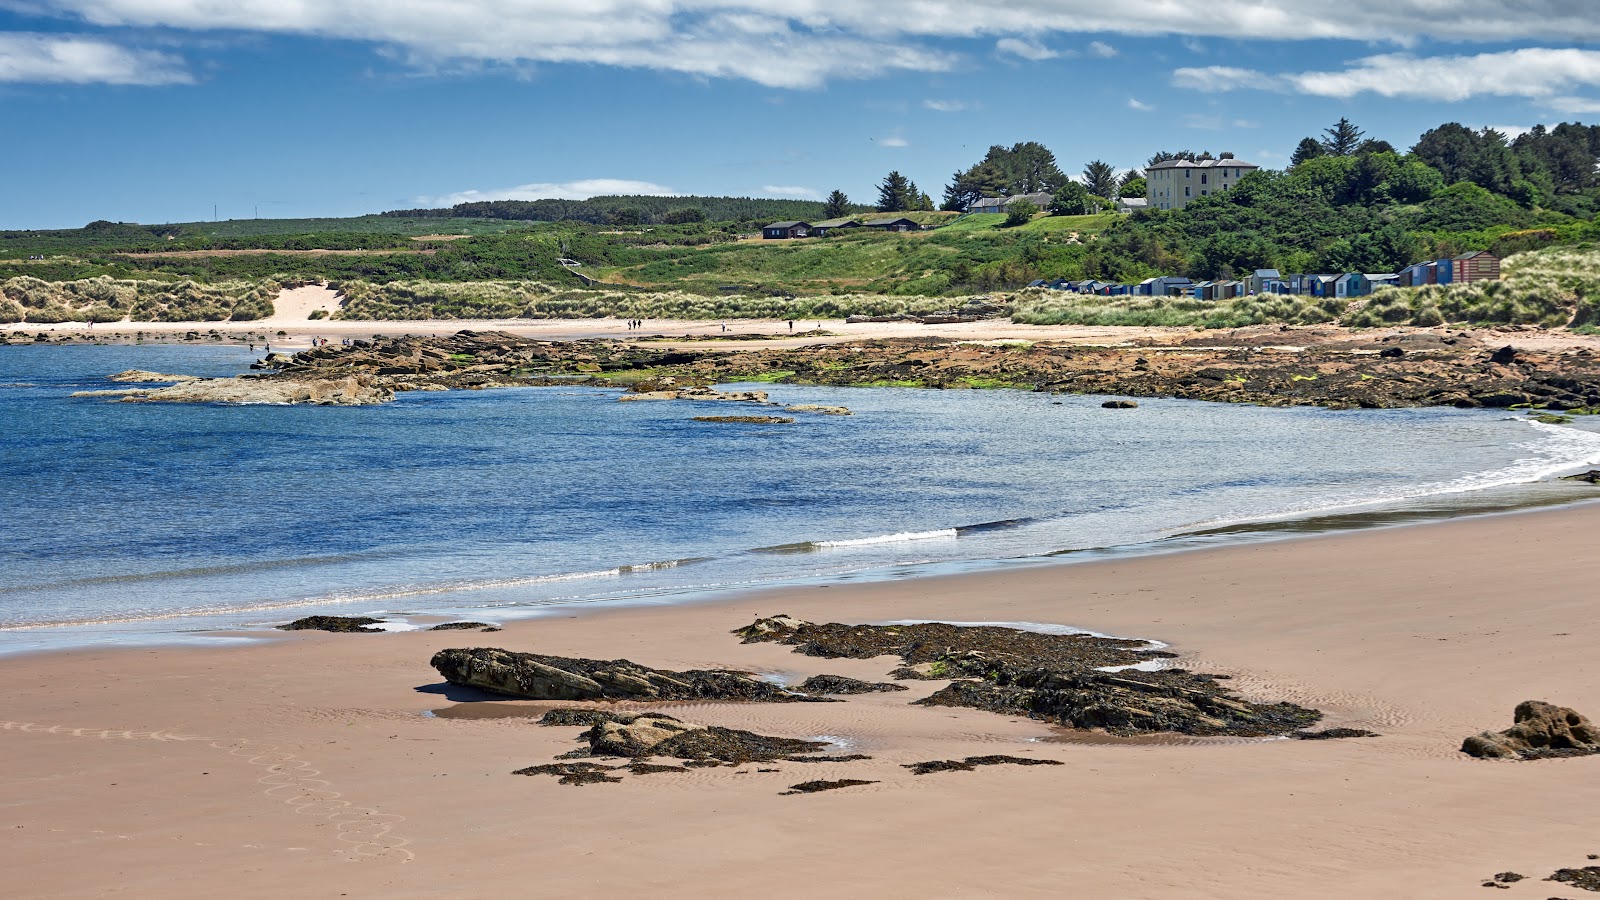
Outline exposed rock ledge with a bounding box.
[74,374,393,406]
[429,646,832,703]
[108,369,201,383]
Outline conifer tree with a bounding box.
[1320,118,1365,156]
[822,190,849,219]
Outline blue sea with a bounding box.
[4,343,1600,654]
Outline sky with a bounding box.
[3,1,1600,230]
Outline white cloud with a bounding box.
[1546,96,1600,114]
[761,184,821,199]
[1088,40,1117,58]
[1127,97,1154,111]
[923,98,968,112]
[995,37,1057,61]
[421,178,676,206]
[1172,65,1285,92]
[1176,48,1600,104]
[0,32,192,84]
[29,2,1600,89]
[877,135,909,147]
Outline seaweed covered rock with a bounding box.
[797,675,909,695]
[427,621,498,631]
[1461,701,1600,760]
[1547,866,1600,891]
[429,647,827,702]
[735,615,1167,671]
[736,616,1322,738]
[278,615,386,633]
[918,670,1320,738]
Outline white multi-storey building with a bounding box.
[1145,153,1259,211]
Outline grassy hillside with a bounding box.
[1013,243,1600,329]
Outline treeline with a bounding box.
[380,195,874,226]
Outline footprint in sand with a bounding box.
[0,720,413,862]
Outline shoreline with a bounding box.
[5,502,1599,897]
[5,480,1598,658]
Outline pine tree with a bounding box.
[1291,137,1324,166]
[1320,118,1365,156]
[1082,160,1118,199]
[876,171,914,212]
[822,190,849,219]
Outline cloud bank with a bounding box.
[421,178,678,206]
[1175,48,1600,110]
[24,1,1600,87]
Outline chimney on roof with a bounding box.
[1220,152,1235,159]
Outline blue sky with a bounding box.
[3,1,1600,229]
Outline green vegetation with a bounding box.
[4,118,1597,319]
[381,194,874,226]
[0,275,279,323]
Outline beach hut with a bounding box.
[1248,269,1282,295]
[1452,250,1501,283]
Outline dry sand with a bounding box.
[4,504,1599,897]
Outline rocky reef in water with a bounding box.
[81,326,1600,410]
[735,616,1328,738]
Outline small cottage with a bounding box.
[762,221,810,240]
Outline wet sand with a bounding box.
[3,504,1599,898]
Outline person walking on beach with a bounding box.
[788,320,793,331]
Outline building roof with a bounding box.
[765,221,808,229]
[1119,197,1150,208]
[1454,250,1496,260]
[810,218,858,228]
[1147,156,1259,171]
[968,197,1007,209]
[863,217,917,226]
[1253,268,1281,278]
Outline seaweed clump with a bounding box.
[904,755,1065,775]
[780,779,877,795]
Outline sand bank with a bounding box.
[3,505,1598,897]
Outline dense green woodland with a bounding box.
[3,120,1598,297]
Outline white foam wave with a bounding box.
[814,529,957,549]
[1180,418,1600,533]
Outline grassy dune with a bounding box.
[0,275,283,323]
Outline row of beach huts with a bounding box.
[1028,252,1502,300]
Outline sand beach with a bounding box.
[4,502,1598,898]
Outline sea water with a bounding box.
[3,342,1599,653]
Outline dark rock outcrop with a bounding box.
[1563,470,1600,484]
[796,674,909,695]
[278,615,385,633]
[429,646,826,703]
[427,621,498,631]
[691,415,793,424]
[737,616,1321,738]
[1461,701,1600,759]
[1101,399,1139,409]
[1547,866,1600,891]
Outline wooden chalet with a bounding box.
[762,221,811,240]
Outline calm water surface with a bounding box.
[3,343,1599,652]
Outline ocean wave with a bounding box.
[756,529,959,553]
[1174,417,1600,534]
